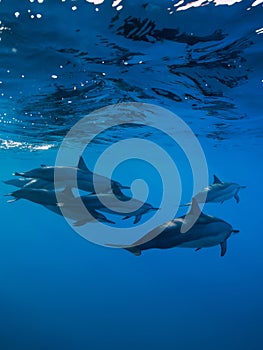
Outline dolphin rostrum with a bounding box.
[13,156,129,194]
[123,198,239,256]
[181,175,246,206]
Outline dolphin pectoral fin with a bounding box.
[62,186,74,198]
[220,240,227,257]
[40,164,47,168]
[111,182,128,198]
[13,172,24,177]
[234,193,240,203]
[90,210,115,224]
[189,197,201,216]
[195,247,202,252]
[122,215,131,221]
[213,175,223,184]
[97,215,115,224]
[133,214,142,224]
[73,219,89,226]
[125,247,142,256]
[104,218,115,224]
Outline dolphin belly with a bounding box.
[177,233,228,248]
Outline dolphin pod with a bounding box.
[5,160,242,256]
[5,187,158,226]
[5,188,114,225]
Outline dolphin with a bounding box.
[123,198,239,256]
[13,156,129,194]
[4,177,54,190]
[181,175,246,206]
[5,188,114,225]
[79,192,159,225]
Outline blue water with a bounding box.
[1,1,263,349]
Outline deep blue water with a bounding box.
[0,1,263,349]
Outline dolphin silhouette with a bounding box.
[181,175,246,206]
[123,198,239,256]
[13,156,129,194]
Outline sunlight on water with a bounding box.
[0,138,55,151]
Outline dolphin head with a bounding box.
[5,188,57,206]
[5,188,34,202]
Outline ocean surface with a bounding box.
[0,1,263,349]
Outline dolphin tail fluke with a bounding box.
[232,229,240,234]
[220,240,227,257]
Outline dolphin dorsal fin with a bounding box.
[213,175,223,184]
[78,156,92,173]
[189,197,201,216]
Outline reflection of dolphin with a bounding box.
[13,156,129,194]
[5,188,113,225]
[181,175,246,206]
[124,198,239,256]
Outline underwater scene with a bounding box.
[0,0,263,349]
